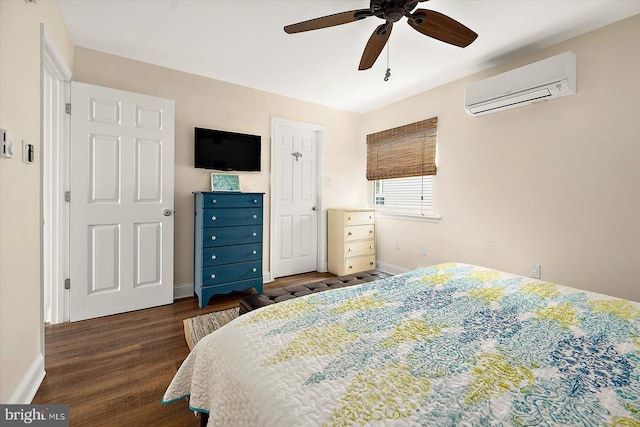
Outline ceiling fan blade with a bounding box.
[359,23,393,71]
[408,9,477,47]
[284,9,371,34]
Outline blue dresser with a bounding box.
[194,192,264,308]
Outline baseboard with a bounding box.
[173,283,194,300]
[375,261,410,275]
[8,353,45,403]
[173,274,272,299]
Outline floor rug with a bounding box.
[183,307,239,351]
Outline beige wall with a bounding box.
[0,0,73,402]
[361,14,640,301]
[72,48,364,287]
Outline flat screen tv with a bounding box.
[194,127,261,171]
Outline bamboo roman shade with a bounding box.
[366,117,437,181]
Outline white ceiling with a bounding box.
[56,0,640,113]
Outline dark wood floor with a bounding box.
[33,271,334,426]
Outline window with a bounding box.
[374,175,434,214]
[367,117,437,216]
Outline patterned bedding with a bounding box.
[163,263,640,426]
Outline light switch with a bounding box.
[22,140,35,164]
[1,129,14,159]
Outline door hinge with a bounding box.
[64,278,70,289]
[64,191,71,202]
[65,103,71,114]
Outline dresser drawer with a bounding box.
[202,261,262,286]
[344,211,374,225]
[203,243,262,267]
[203,193,263,208]
[203,208,262,228]
[344,240,375,257]
[344,224,375,241]
[203,225,262,247]
[344,255,376,273]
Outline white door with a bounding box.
[272,121,319,277]
[69,82,175,321]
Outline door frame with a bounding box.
[41,25,72,327]
[269,117,327,281]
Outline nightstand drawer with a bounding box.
[203,225,262,247]
[203,208,262,228]
[202,261,262,286]
[344,255,376,273]
[344,224,375,241]
[344,240,375,257]
[344,211,374,225]
[203,194,263,208]
[203,243,262,266]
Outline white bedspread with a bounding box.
[163,263,640,426]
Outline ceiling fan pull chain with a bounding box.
[384,40,391,81]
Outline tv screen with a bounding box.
[194,127,261,171]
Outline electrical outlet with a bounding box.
[530,264,541,279]
[394,240,400,250]
[420,245,427,256]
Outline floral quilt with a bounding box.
[163,263,640,426]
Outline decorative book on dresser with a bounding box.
[327,208,376,276]
[194,192,264,308]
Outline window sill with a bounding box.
[375,210,442,223]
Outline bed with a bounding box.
[163,263,640,426]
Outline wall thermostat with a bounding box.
[1,129,14,159]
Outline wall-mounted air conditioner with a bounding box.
[464,51,577,116]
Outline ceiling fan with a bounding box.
[284,0,478,71]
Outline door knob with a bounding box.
[163,209,172,216]
[312,206,317,211]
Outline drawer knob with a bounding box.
[370,262,374,265]
[252,250,257,255]
[211,216,217,221]
[369,230,373,233]
[348,232,352,236]
[211,235,217,240]
[211,255,217,260]
[348,265,353,269]
[348,216,351,220]
[252,232,257,237]
[252,214,257,219]
[253,199,257,204]
[369,246,374,249]
[348,248,352,252]
[210,274,216,279]
[252,268,257,273]
[211,199,217,204]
